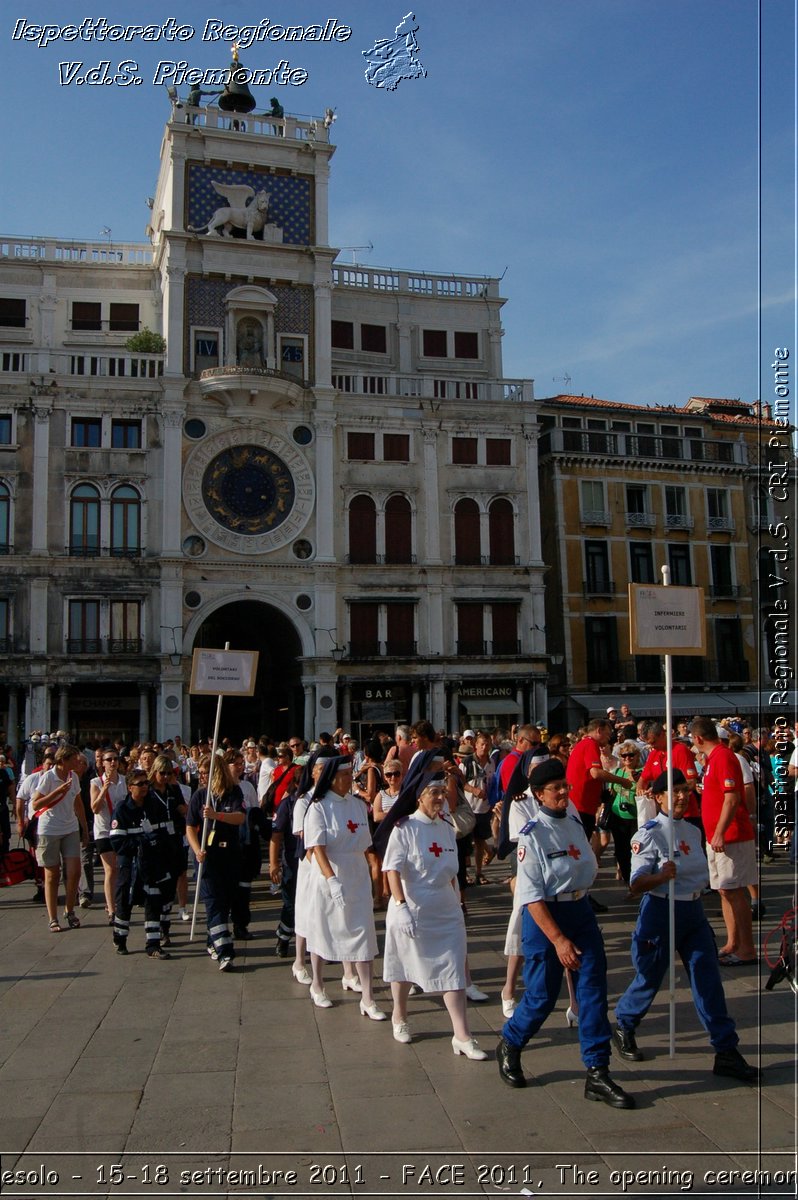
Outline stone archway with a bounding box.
[189,600,304,742]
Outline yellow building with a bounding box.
[537,394,782,731]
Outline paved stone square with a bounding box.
[0,856,795,1199]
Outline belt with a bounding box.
[651,890,703,902]
[549,889,587,902]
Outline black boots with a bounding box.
[497,1038,526,1088]
[713,1048,759,1083]
[613,1025,644,1061]
[584,1067,636,1108]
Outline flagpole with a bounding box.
[189,641,229,941]
[661,564,676,1057]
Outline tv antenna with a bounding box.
[338,241,373,265]
[552,372,572,389]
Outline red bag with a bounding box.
[0,847,37,887]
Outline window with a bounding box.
[454,331,478,359]
[488,498,515,565]
[580,480,606,521]
[110,600,141,653]
[665,486,686,516]
[331,320,354,349]
[71,302,102,331]
[347,432,375,460]
[710,545,734,597]
[0,416,11,444]
[193,330,219,372]
[630,542,654,584]
[584,540,611,593]
[68,599,101,653]
[457,603,485,655]
[486,438,511,466]
[454,498,480,565]
[69,484,100,555]
[668,543,692,585]
[110,486,140,556]
[707,488,731,529]
[586,419,611,453]
[0,598,9,650]
[626,484,647,514]
[0,298,25,328]
[385,603,415,655]
[660,423,682,457]
[422,329,447,357]
[635,422,656,457]
[384,494,412,563]
[383,434,409,462]
[348,494,377,563]
[109,303,139,332]
[360,323,387,353]
[349,602,379,656]
[0,483,10,552]
[111,420,142,449]
[491,603,519,654]
[452,437,478,465]
[71,418,102,448]
[715,618,746,682]
[585,617,619,683]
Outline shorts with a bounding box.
[473,811,493,840]
[94,836,114,855]
[36,830,81,868]
[707,838,757,889]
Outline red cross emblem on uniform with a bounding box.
[429,842,443,857]
[346,819,358,833]
[679,840,690,855]
[567,844,581,859]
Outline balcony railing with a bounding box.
[66,545,142,558]
[332,264,500,300]
[709,584,742,600]
[66,638,102,655]
[346,642,418,658]
[109,638,143,654]
[0,236,153,264]
[0,347,163,378]
[580,510,612,527]
[67,638,143,655]
[625,511,656,529]
[345,553,417,565]
[582,580,616,597]
[664,513,694,530]
[539,428,748,465]
[332,372,532,403]
[707,516,735,533]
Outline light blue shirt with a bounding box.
[629,813,709,898]
[515,809,598,904]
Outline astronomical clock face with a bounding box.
[183,428,314,554]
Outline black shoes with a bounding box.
[234,926,252,940]
[613,1025,644,1061]
[751,901,767,921]
[147,947,171,959]
[497,1038,526,1088]
[713,1048,759,1083]
[275,937,290,958]
[588,894,608,914]
[115,942,129,955]
[585,1067,636,1108]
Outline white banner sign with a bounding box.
[629,585,706,655]
[189,648,259,696]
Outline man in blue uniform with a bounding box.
[614,770,758,1082]
[109,769,172,958]
[496,758,635,1109]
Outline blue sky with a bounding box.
[2,0,794,409]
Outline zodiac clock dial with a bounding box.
[201,445,295,535]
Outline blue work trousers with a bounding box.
[615,894,737,1052]
[502,896,612,1069]
[201,850,240,961]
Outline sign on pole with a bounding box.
[189,647,259,696]
[628,584,706,656]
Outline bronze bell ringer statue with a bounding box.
[218,43,256,113]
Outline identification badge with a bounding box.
[207,829,215,847]
[548,850,567,859]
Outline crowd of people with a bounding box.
[4,709,795,1107]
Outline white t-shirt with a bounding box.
[34,767,81,838]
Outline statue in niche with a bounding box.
[236,319,264,368]
[189,181,271,240]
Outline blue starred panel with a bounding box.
[184,277,313,371]
[186,163,312,246]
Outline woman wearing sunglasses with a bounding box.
[90,750,127,923]
[147,754,187,948]
[606,741,643,885]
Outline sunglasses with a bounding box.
[619,753,637,758]
[384,772,401,778]
[129,780,149,788]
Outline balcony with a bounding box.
[66,545,142,558]
[582,580,616,598]
[66,638,102,655]
[109,638,143,655]
[66,638,143,656]
[0,235,153,265]
[625,511,656,529]
[345,553,417,565]
[331,372,533,404]
[707,516,735,533]
[0,346,163,379]
[580,510,612,527]
[345,642,418,659]
[169,100,328,143]
[539,428,748,466]
[664,513,694,530]
[332,264,500,300]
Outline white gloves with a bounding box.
[327,875,345,908]
[392,900,416,937]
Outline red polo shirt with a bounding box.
[566,735,604,816]
[700,743,754,843]
[640,741,699,818]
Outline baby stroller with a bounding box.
[764,905,798,995]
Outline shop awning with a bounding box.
[563,691,792,718]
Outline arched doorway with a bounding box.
[189,601,304,742]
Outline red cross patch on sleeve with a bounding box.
[111,820,118,828]
[517,846,526,861]
[631,841,641,854]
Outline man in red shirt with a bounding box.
[638,721,700,826]
[567,719,635,839]
[497,725,543,795]
[690,717,757,965]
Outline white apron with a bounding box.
[303,791,377,962]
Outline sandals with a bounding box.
[64,910,81,929]
[49,919,62,933]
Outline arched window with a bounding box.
[454,497,480,565]
[348,494,377,563]
[384,494,412,564]
[0,483,10,553]
[70,484,100,556]
[110,485,141,556]
[488,497,515,565]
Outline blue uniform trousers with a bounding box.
[113,856,164,951]
[615,894,737,1052]
[201,850,240,961]
[502,897,612,1069]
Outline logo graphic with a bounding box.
[362,12,427,90]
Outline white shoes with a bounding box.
[341,975,363,992]
[291,963,312,985]
[466,983,489,1002]
[179,907,190,922]
[207,946,218,961]
[565,1006,579,1028]
[501,994,517,1018]
[359,1000,387,1021]
[218,956,233,972]
[310,987,332,1008]
[393,1021,412,1044]
[452,1036,488,1060]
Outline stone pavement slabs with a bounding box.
[65,1048,158,1092]
[327,1058,437,1100]
[0,1080,61,1149]
[232,1123,344,1152]
[150,1034,240,1075]
[233,1079,335,1133]
[27,1090,143,1149]
[335,1092,459,1152]
[665,1088,795,1151]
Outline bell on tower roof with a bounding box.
[218,42,256,113]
